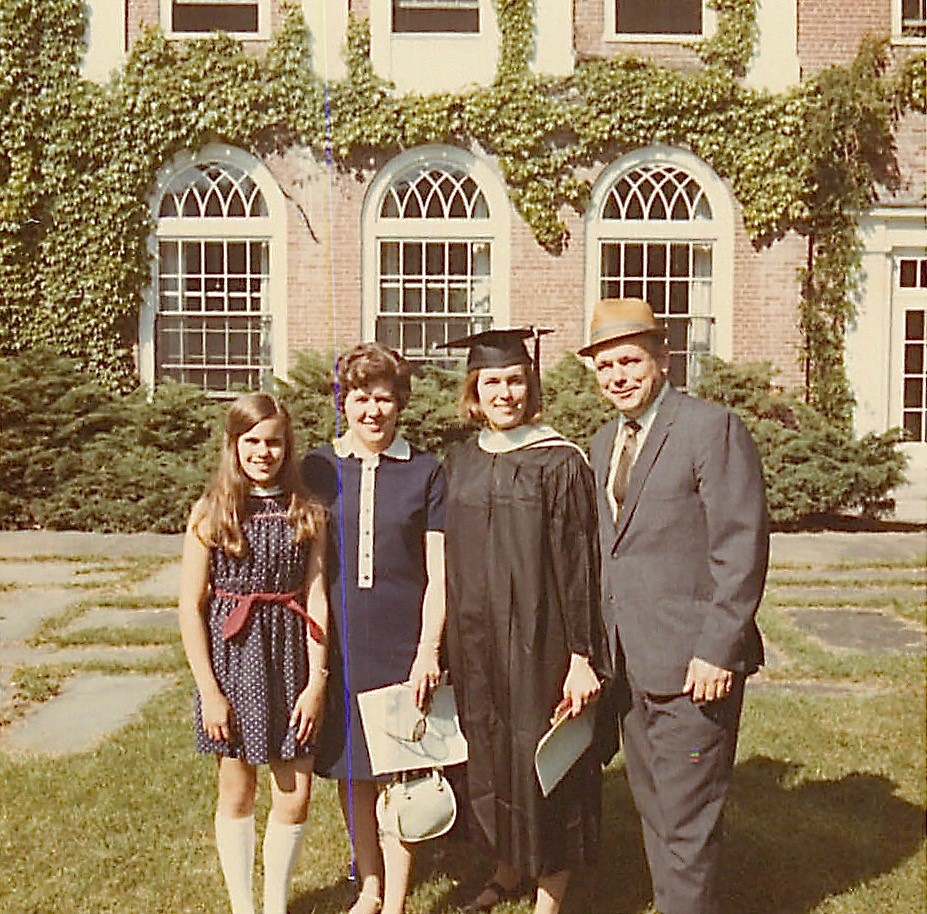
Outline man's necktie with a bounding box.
[612,419,641,518]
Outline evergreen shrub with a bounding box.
[1,349,908,531]
[694,356,908,523]
[1,349,220,531]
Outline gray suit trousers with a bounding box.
[621,678,745,914]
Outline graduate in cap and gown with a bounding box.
[442,329,609,914]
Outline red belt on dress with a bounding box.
[215,589,325,645]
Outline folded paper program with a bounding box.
[357,681,468,775]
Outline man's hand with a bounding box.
[683,657,733,703]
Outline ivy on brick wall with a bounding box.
[0,0,924,419]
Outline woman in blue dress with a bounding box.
[301,343,447,914]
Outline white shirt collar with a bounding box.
[333,430,412,462]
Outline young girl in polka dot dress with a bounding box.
[179,393,329,914]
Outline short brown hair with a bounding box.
[458,366,542,427]
[336,342,412,412]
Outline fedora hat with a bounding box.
[577,298,663,357]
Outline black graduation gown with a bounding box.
[444,437,609,878]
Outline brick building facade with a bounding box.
[82,0,927,514]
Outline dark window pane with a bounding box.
[377,317,401,350]
[448,242,468,275]
[227,242,247,273]
[403,288,423,313]
[204,243,224,274]
[670,243,689,276]
[668,352,687,388]
[902,411,923,441]
[426,242,445,274]
[624,280,643,299]
[616,0,702,35]
[403,243,423,275]
[900,259,917,287]
[625,243,643,277]
[183,243,202,273]
[905,310,925,341]
[602,279,621,299]
[426,287,445,313]
[646,243,667,277]
[601,243,621,278]
[646,281,667,314]
[903,378,924,408]
[392,1,479,33]
[669,280,689,314]
[381,242,400,275]
[173,3,259,33]
[666,319,688,353]
[904,343,924,374]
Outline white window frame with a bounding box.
[893,249,927,441]
[584,145,735,376]
[160,0,270,40]
[362,145,511,361]
[140,144,288,391]
[604,0,717,43]
[893,0,927,44]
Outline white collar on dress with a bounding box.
[249,484,284,497]
[333,430,412,462]
[478,424,585,458]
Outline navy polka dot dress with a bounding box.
[195,494,314,765]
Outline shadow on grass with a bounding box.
[721,756,924,914]
[292,756,923,914]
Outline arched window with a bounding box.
[364,146,510,365]
[144,149,287,392]
[586,148,734,389]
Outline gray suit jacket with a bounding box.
[590,386,768,696]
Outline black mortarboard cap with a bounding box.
[441,327,554,372]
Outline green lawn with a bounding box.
[0,556,923,914]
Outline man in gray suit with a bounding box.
[580,298,769,914]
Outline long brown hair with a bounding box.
[191,393,325,557]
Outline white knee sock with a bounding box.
[214,812,256,914]
[262,817,306,914]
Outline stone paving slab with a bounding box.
[769,532,926,566]
[0,673,171,754]
[0,529,923,565]
[0,561,86,587]
[63,607,177,634]
[0,644,167,666]
[785,607,926,654]
[0,588,79,642]
[133,563,180,601]
[0,531,184,558]
[767,584,923,605]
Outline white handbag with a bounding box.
[375,768,458,843]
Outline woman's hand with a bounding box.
[408,646,441,713]
[201,688,234,743]
[561,653,600,718]
[290,678,325,745]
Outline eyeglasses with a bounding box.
[386,713,427,744]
